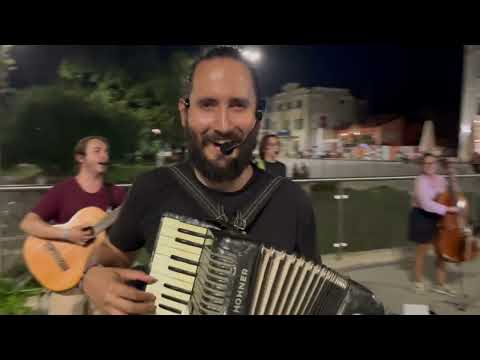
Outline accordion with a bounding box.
[145,214,385,315]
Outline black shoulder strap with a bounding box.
[168,165,285,233]
[168,166,229,226]
[232,176,284,232]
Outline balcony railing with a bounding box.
[2,174,480,276]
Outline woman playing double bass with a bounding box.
[409,153,459,296]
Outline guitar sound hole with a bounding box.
[44,242,70,272]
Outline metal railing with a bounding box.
[2,174,480,275]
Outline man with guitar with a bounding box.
[80,46,319,315]
[20,136,126,315]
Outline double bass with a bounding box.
[435,158,478,263]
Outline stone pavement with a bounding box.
[323,247,480,315]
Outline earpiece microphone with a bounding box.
[220,142,242,156]
[220,110,263,156]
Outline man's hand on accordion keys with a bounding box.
[83,266,158,315]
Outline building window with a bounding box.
[282,119,290,131]
[264,118,271,130]
[295,119,304,130]
[296,100,303,108]
[277,104,283,112]
[340,100,345,105]
[286,102,292,110]
[316,115,328,129]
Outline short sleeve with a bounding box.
[108,177,148,252]
[31,186,61,223]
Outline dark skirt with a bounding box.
[408,207,441,244]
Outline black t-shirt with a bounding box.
[264,161,287,178]
[108,162,318,262]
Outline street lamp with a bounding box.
[241,48,262,64]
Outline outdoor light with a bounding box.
[152,129,162,135]
[461,124,472,134]
[241,48,262,64]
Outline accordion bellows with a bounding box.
[146,214,385,316]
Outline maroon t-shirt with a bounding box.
[32,178,127,224]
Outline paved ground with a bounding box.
[324,248,480,315]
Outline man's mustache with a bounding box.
[201,132,243,147]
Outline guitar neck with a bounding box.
[92,206,123,235]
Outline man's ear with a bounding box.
[75,154,85,165]
[178,98,189,128]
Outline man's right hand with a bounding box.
[82,266,157,315]
[67,225,95,246]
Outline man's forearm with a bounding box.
[20,213,65,241]
[86,239,135,269]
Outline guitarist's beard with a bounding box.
[185,126,257,183]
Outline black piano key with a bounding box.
[158,304,182,315]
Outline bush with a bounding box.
[0,277,44,315]
[5,86,141,173]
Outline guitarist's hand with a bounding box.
[68,226,95,246]
[83,266,157,315]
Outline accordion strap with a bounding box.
[169,166,229,226]
[168,165,284,232]
[232,176,284,232]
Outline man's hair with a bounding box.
[183,46,262,108]
[73,136,109,163]
[259,134,279,160]
[422,153,437,162]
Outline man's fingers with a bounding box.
[114,268,157,285]
[114,282,156,303]
[106,306,129,316]
[107,295,156,315]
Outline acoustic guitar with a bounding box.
[22,206,122,292]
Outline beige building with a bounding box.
[260,83,366,157]
[459,45,480,161]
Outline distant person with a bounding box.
[408,153,459,296]
[300,163,310,179]
[293,163,301,178]
[255,134,287,177]
[20,136,127,315]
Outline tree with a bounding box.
[0,45,17,170]
[58,50,194,156]
[6,85,140,173]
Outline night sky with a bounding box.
[9,44,464,145]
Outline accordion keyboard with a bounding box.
[145,216,210,315]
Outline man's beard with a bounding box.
[186,126,258,183]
